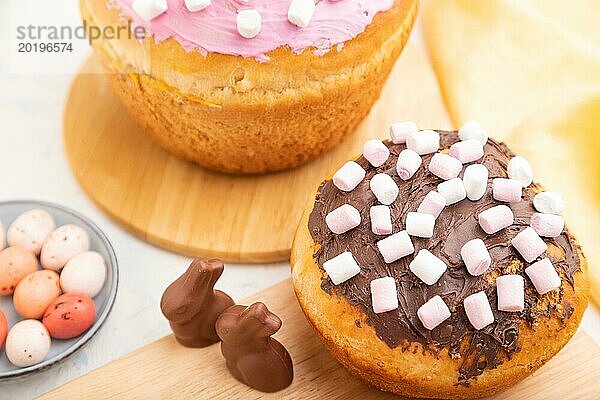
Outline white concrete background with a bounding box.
[0,1,599,399]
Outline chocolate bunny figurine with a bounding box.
[161,258,234,348]
[216,303,294,393]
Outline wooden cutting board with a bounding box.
[39,279,600,399]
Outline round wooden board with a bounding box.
[64,38,452,263]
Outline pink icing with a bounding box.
[108,0,395,62]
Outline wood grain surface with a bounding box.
[39,279,600,400]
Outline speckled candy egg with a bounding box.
[40,225,90,271]
[43,293,96,339]
[0,219,6,251]
[5,320,51,367]
[7,209,55,255]
[0,246,39,296]
[60,251,107,298]
[0,309,8,349]
[13,270,61,319]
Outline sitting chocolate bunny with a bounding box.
[161,258,234,348]
[216,302,294,393]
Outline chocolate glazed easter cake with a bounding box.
[291,125,590,399]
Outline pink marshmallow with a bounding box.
[428,153,463,180]
[492,178,523,203]
[478,205,514,234]
[417,191,446,218]
[396,149,422,180]
[376,231,414,263]
[525,258,561,294]
[363,139,390,167]
[449,139,484,163]
[417,295,451,330]
[511,227,547,262]
[463,291,494,330]
[370,277,399,314]
[325,204,361,234]
[530,213,564,238]
[333,161,366,192]
[461,239,491,276]
[496,275,524,312]
[370,205,392,235]
[390,121,418,144]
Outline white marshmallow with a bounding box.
[237,9,262,38]
[363,139,390,167]
[428,153,462,180]
[525,258,561,295]
[533,192,565,214]
[406,130,440,155]
[371,277,399,314]
[463,164,489,201]
[449,139,484,164]
[132,0,168,21]
[376,231,414,263]
[333,161,366,192]
[511,227,548,263]
[370,205,392,236]
[437,178,467,205]
[530,212,564,238]
[458,121,488,145]
[325,204,361,234]
[492,178,523,203]
[323,251,361,285]
[478,205,514,234]
[417,191,446,218]
[461,238,491,276]
[396,149,422,180]
[496,275,525,312]
[409,249,447,285]
[463,291,494,330]
[288,0,316,28]
[406,212,436,238]
[184,0,211,12]
[390,121,418,144]
[417,295,451,330]
[370,173,399,205]
[507,156,533,187]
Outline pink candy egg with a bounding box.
[0,246,39,296]
[13,270,61,319]
[5,320,51,367]
[43,293,96,339]
[41,225,90,271]
[0,219,5,250]
[7,209,55,255]
[0,309,7,349]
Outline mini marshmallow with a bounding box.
[288,0,316,28]
[132,0,168,21]
[184,0,210,12]
[478,205,514,234]
[463,164,489,201]
[458,121,488,145]
[325,204,361,234]
[417,191,446,218]
[406,212,436,238]
[461,239,491,276]
[428,153,462,180]
[363,139,390,167]
[492,178,522,203]
[406,130,440,155]
[437,178,467,205]
[370,205,392,235]
[333,161,365,192]
[530,212,564,238]
[417,295,451,330]
[463,291,494,330]
[390,121,418,144]
[396,149,422,180]
[511,227,547,262]
[507,156,533,187]
[525,258,561,294]
[323,251,361,285]
[370,173,399,205]
[409,249,447,285]
[449,139,484,164]
[371,277,399,314]
[376,231,414,263]
[533,192,565,215]
[496,275,525,312]
[237,9,262,38]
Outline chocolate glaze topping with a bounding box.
[308,131,581,382]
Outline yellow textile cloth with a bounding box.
[422,0,600,306]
